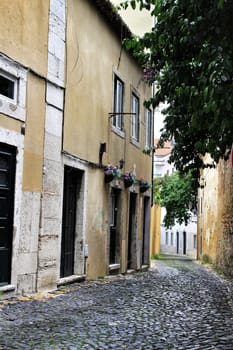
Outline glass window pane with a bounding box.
[131,94,139,141]
[0,75,14,99]
[113,76,124,130]
[0,172,8,187]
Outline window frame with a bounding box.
[131,92,140,143]
[0,70,18,104]
[0,56,27,122]
[113,74,124,132]
[145,107,152,149]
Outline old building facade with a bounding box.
[198,157,233,276]
[0,0,152,297]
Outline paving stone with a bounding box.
[0,258,232,349]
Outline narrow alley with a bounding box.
[0,257,232,350]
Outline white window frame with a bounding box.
[0,71,18,104]
[131,93,140,142]
[0,55,27,121]
[145,108,152,149]
[113,75,124,132]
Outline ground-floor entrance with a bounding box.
[109,188,121,265]
[142,196,150,265]
[127,192,137,270]
[60,166,84,278]
[0,143,16,286]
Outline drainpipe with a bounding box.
[151,82,155,207]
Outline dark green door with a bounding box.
[0,143,16,286]
[60,166,77,278]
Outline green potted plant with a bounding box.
[104,165,121,183]
[139,179,151,193]
[123,171,136,188]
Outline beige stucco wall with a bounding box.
[216,159,233,275]
[198,157,233,275]
[150,203,161,257]
[22,73,46,192]
[85,169,109,278]
[64,0,152,279]
[198,162,219,261]
[0,0,49,77]
[64,0,151,182]
[62,0,152,280]
[0,114,22,134]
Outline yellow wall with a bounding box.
[0,114,22,134]
[198,158,233,275]
[85,168,109,278]
[150,203,161,257]
[22,73,46,192]
[0,0,49,77]
[198,163,219,261]
[215,159,233,275]
[64,0,152,182]
[65,0,152,278]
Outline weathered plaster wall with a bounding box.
[0,48,46,294]
[64,0,152,279]
[198,157,233,276]
[198,160,219,262]
[37,0,66,292]
[216,160,233,276]
[0,114,22,134]
[64,0,151,182]
[0,0,50,77]
[85,169,109,278]
[23,73,46,192]
[150,204,161,257]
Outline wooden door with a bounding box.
[60,166,77,278]
[0,143,16,286]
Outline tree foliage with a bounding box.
[119,0,233,181]
[154,171,197,228]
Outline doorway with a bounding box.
[176,231,179,254]
[0,143,16,286]
[142,196,150,265]
[127,192,137,270]
[60,166,83,278]
[109,188,121,265]
[183,231,187,255]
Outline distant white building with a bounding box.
[154,139,175,178]
[153,140,197,259]
[160,209,197,259]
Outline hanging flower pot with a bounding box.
[139,179,151,193]
[124,178,133,188]
[104,173,114,183]
[104,165,121,183]
[123,171,136,188]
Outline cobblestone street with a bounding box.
[0,257,233,350]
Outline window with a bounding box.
[0,72,17,102]
[165,231,169,245]
[194,235,197,249]
[113,75,124,130]
[145,108,152,149]
[0,56,27,121]
[131,93,140,142]
[171,231,174,246]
